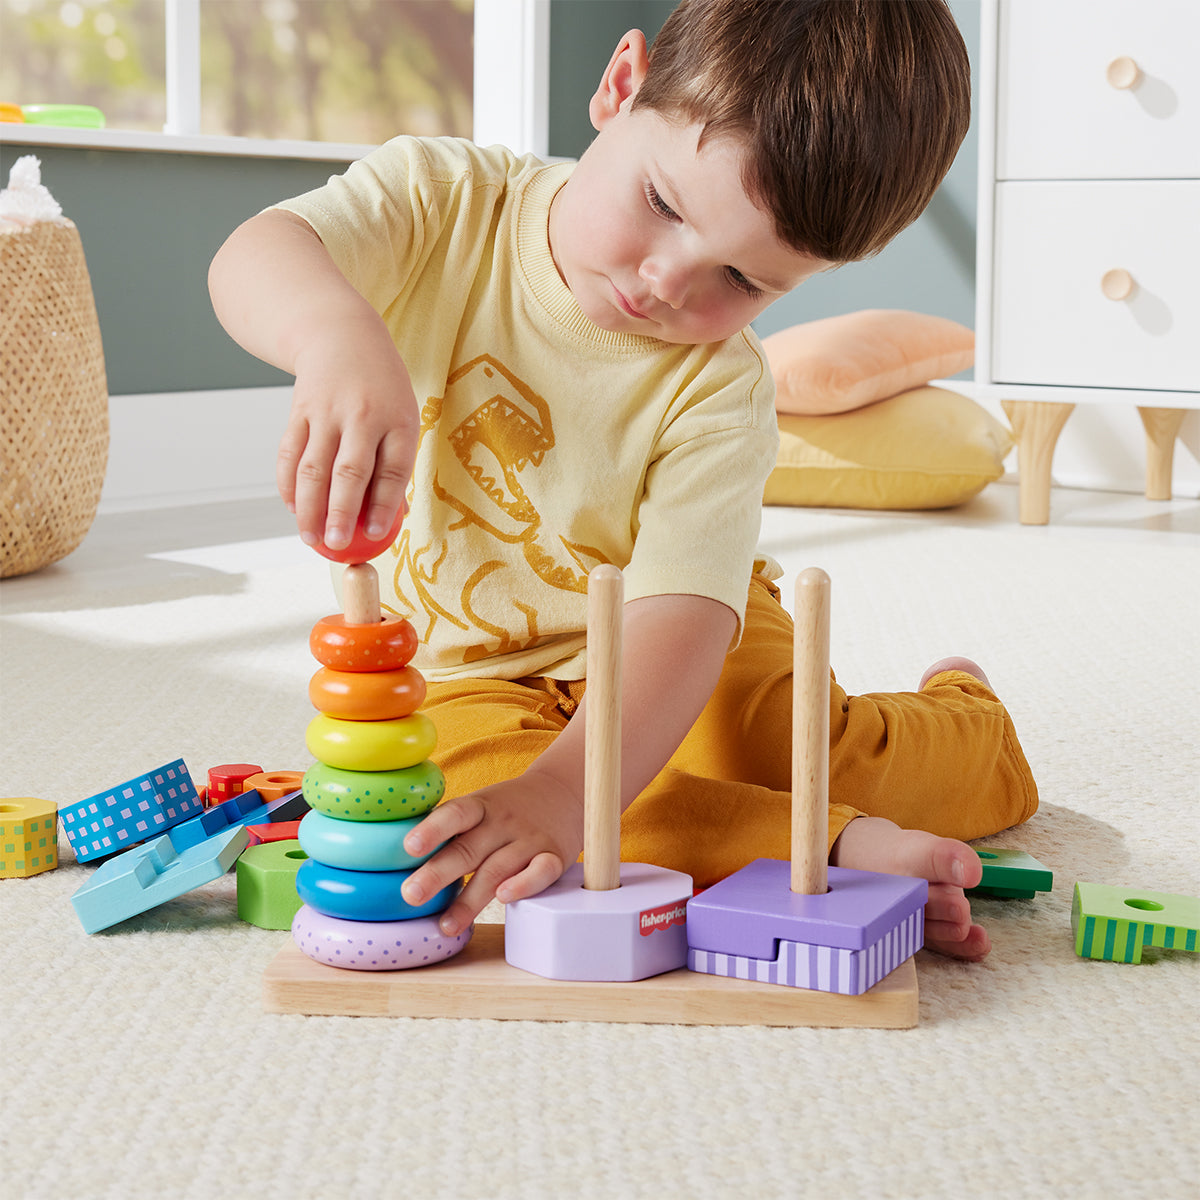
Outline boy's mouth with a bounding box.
[613,285,650,320]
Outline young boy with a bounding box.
[209,0,1037,962]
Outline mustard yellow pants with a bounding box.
[422,577,1039,889]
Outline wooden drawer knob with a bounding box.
[1101,268,1135,301]
[1106,56,1141,90]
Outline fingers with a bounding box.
[401,794,572,936]
[276,414,308,518]
[435,850,565,937]
[319,434,378,551]
[278,409,413,551]
[363,427,415,540]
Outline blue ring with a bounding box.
[298,809,441,872]
[295,858,459,922]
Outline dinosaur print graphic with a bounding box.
[388,354,608,665]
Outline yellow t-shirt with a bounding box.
[276,136,779,682]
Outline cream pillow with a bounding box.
[763,309,975,414]
[764,386,1013,510]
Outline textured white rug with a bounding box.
[2,489,1197,1200]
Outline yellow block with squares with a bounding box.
[0,798,59,878]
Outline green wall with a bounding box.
[0,145,342,393]
[1,0,979,395]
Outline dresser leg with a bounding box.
[1001,400,1075,525]
[1137,407,1186,501]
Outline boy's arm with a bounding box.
[208,208,418,550]
[401,592,738,935]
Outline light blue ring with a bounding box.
[295,858,459,922]
[298,809,442,872]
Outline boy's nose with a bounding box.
[639,258,688,310]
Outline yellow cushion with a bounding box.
[764,386,1013,510]
[763,309,975,415]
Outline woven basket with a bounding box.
[1,219,109,578]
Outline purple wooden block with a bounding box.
[505,862,691,982]
[688,909,924,996]
[686,858,927,959]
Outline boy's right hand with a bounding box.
[400,767,587,938]
[279,319,421,554]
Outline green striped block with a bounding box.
[1072,881,1200,963]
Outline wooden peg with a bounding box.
[342,563,382,626]
[791,567,831,896]
[583,564,623,892]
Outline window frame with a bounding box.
[0,0,549,161]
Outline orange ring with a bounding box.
[308,664,427,721]
[309,614,417,672]
[242,770,305,801]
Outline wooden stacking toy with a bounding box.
[686,568,927,995]
[504,564,692,981]
[291,562,473,970]
[262,565,919,1026]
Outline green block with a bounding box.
[1072,881,1200,963]
[969,846,1053,899]
[236,840,307,930]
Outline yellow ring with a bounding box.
[305,711,437,772]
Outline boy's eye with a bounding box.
[725,267,763,300]
[646,184,679,221]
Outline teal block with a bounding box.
[1072,881,1200,963]
[969,846,1053,899]
[70,825,248,934]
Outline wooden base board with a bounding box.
[262,923,919,1028]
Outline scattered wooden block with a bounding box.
[1072,881,1199,963]
[969,846,1053,899]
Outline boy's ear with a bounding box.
[588,30,649,130]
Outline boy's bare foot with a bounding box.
[830,816,990,961]
[919,656,991,691]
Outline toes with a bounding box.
[925,881,972,928]
[935,838,983,890]
[919,656,992,690]
[924,921,991,962]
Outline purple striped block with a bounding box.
[59,759,204,862]
[686,858,927,994]
[688,908,924,995]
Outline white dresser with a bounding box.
[975,0,1199,523]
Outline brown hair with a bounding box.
[631,0,971,262]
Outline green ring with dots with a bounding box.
[301,759,445,822]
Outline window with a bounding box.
[1,0,474,146]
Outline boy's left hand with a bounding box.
[400,768,586,936]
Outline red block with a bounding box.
[207,763,264,805]
[245,819,303,847]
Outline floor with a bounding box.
[2,480,1198,625]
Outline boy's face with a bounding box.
[549,103,833,346]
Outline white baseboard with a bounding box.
[99,387,292,513]
[99,384,1199,515]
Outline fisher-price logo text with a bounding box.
[638,900,687,936]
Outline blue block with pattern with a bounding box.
[59,759,204,862]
